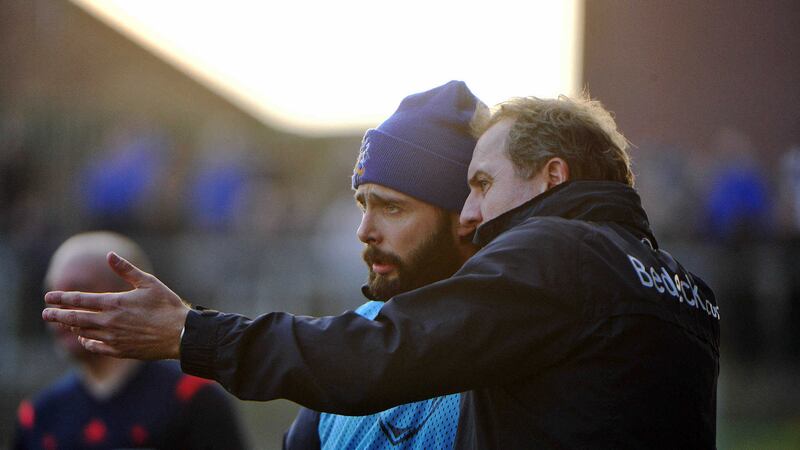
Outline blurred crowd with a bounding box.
[634,127,800,242]
[0,113,293,238]
[5,112,800,254]
[3,110,800,364]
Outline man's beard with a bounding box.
[362,214,464,300]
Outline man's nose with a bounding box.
[459,192,483,234]
[356,212,380,244]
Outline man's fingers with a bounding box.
[107,252,153,289]
[44,291,113,311]
[78,337,121,358]
[42,308,104,328]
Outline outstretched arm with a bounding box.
[43,224,580,414]
[177,226,580,414]
[42,252,190,360]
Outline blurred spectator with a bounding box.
[1,112,60,338]
[632,142,700,239]
[778,146,800,235]
[80,125,171,232]
[0,113,35,233]
[702,128,772,362]
[232,174,287,234]
[188,152,249,230]
[14,231,247,449]
[186,119,284,232]
[704,128,772,242]
[779,146,800,358]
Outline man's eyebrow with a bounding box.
[353,191,408,206]
[469,170,491,185]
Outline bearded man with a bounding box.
[285,80,484,449]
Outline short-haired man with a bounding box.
[284,81,483,448]
[44,94,720,448]
[18,232,246,449]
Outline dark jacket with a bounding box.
[14,361,247,450]
[181,181,720,449]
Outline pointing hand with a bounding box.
[43,252,190,360]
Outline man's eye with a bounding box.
[479,180,491,192]
[385,204,401,214]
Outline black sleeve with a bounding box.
[283,408,321,450]
[181,383,250,450]
[181,222,582,415]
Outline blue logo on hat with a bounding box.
[354,135,371,177]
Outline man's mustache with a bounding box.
[362,246,402,268]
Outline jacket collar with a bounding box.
[473,180,657,248]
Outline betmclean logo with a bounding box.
[627,255,720,321]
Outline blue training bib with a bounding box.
[318,301,460,450]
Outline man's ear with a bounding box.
[544,157,570,189]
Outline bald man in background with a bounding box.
[14,231,247,450]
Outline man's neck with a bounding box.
[78,356,142,400]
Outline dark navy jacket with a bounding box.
[181,181,720,449]
[14,361,246,450]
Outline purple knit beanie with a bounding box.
[352,80,481,212]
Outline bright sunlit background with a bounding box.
[71,0,583,135]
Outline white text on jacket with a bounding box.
[628,255,720,320]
